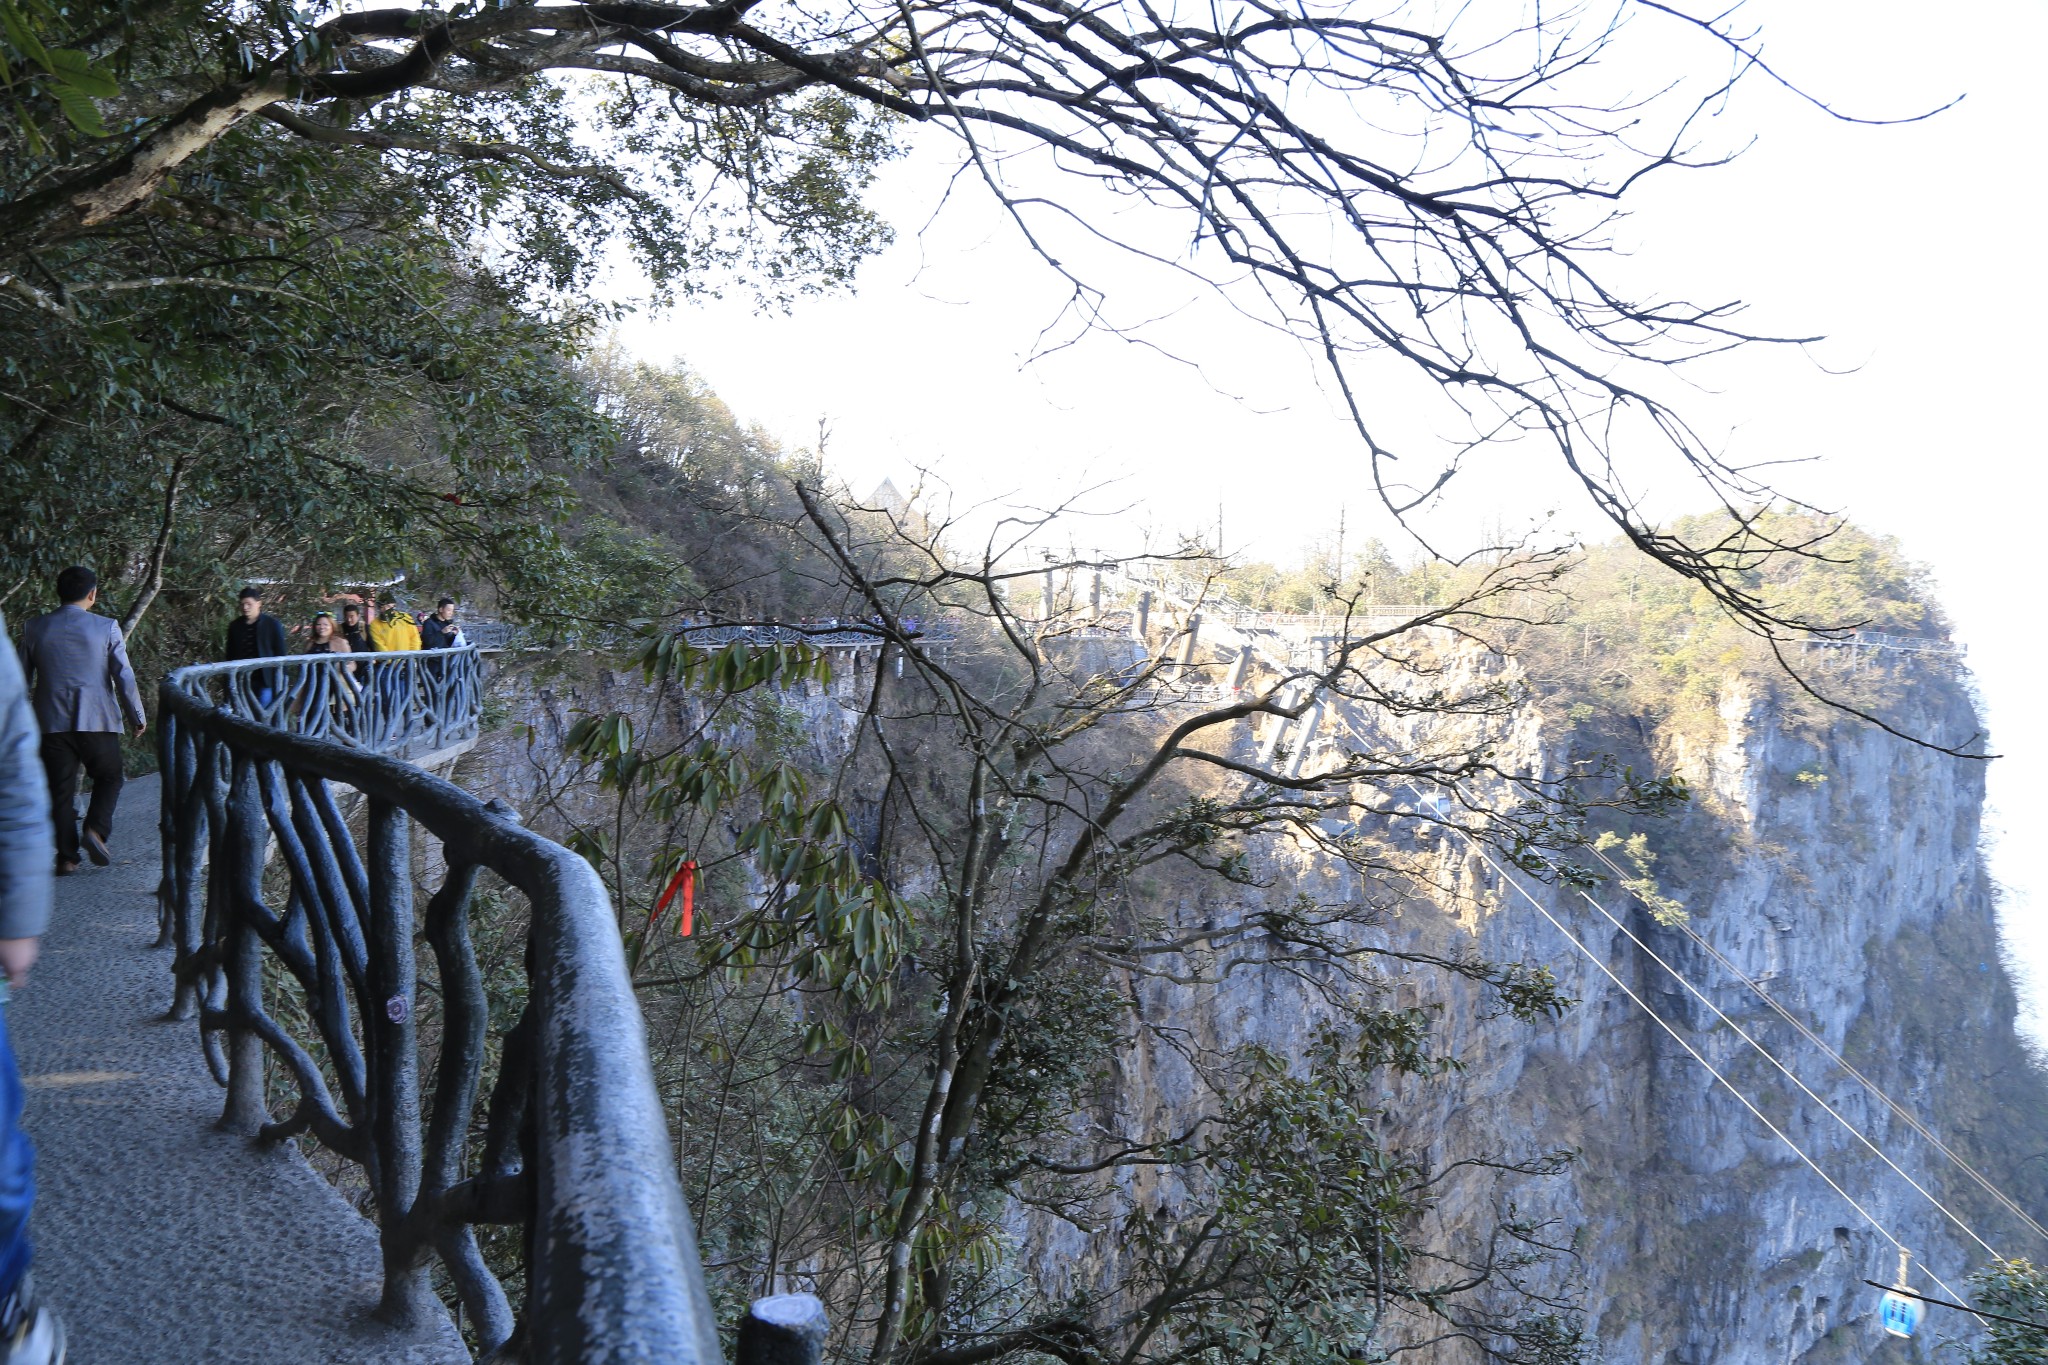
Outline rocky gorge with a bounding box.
[450,634,2047,1365]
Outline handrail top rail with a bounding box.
[168,646,481,685]
[155,681,549,875]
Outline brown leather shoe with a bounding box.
[55,858,79,876]
[81,828,111,865]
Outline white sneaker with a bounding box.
[0,1306,65,1364]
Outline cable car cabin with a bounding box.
[1880,1289,1922,1338]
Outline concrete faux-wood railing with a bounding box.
[154,648,720,1363]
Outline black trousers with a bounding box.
[40,731,123,864]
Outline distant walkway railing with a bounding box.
[1804,630,1966,658]
[1210,607,1437,634]
[157,650,722,1363]
[465,617,942,653]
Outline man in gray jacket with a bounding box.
[18,567,146,875]
[0,609,67,1360]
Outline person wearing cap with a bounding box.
[418,597,465,651]
[364,598,421,653]
[17,565,146,875]
[224,586,288,708]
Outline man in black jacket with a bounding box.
[224,586,288,708]
[339,602,372,654]
[418,597,465,650]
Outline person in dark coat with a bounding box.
[0,608,66,1359]
[418,597,465,650]
[16,566,146,874]
[223,586,288,709]
[338,602,372,655]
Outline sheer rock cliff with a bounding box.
[1093,650,2043,1364]
[459,649,2046,1364]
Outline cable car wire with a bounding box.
[1456,824,1985,1319]
[1860,1281,2048,1333]
[1306,696,2008,1319]
[1577,835,2048,1251]
[1362,760,1987,1320]
[1551,865,2004,1263]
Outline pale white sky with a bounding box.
[615,2,2048,1035]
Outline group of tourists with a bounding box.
[223,585,467,713]
[226,585,467,666]
[0,566,474,1364]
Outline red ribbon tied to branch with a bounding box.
[653,859,698,938]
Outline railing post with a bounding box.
[155,709,176,948]
[365,797,434,1328]
[220,754,271,1135]
[737,1295,828,1365]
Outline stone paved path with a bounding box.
[12,781,469,1364]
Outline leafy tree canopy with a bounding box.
[1,0,1915,642]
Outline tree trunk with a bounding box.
[121,452,189,639]
[0,74,292,253]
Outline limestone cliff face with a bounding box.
[452,650,864,828]
[1558,668,2041,1365]
[1005,647,2043,1364]
[1130,652,2041,1364]
[1432,664,2043,1365]
[458,649,2046,1364]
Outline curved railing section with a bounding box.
[166,649,483,756]
[156,650,719,1363]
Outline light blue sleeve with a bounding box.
[109,623,146,729]
[0,613,53,940]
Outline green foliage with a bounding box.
[2,87,621,668]
[1964,1259,2048,1364]
[0,0,117,150]
[565,634,908,1010]
[527,632,938,1331]
[1592,831,1687,926]
[565,353,851,622]
[974,964,1123,1146]
[1516,510,1945,732]
[1217,537,1416,612]
[1128,1024,1585,1365]
[1,0,896,665]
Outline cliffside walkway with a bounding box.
[15,781,466,1364]
[0,645,749,1363]
[0,631,898,1362]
